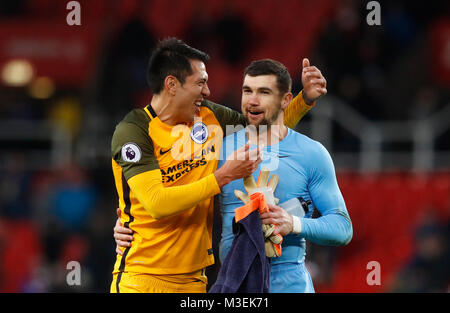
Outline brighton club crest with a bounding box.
[190,122,209,144]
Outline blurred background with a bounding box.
[0,0,449,293]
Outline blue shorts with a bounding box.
[270,262,315,293]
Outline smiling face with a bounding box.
[172,59,210,123]
[241,74,288,127]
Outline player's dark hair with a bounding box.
[244,59,292,95]
[147,37,210,94]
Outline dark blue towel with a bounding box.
[209,210,270,293]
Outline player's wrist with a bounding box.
[301,89,315,106]
[214,168,232,188]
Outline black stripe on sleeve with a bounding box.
[116,174,134,293]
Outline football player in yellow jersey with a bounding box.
[110,38,327,293]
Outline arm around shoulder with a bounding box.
[283,90,315,129]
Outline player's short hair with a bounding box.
[147,38,210,94]
[244,59,292,95]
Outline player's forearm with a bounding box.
[128,170,220,219]
[283,90,315,129]
[300,212,353,246]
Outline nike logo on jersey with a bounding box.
[160,148,171,155]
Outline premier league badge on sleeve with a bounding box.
[190,122,209,144]
[121,142,142,163]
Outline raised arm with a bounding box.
[283,58,327,128]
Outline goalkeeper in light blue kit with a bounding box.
[218,59,353,293]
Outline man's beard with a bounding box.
[245,109,282,134]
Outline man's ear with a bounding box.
[281,92,293,109]
[164,76,178,96]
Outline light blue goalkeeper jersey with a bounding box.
[218,127,353,292]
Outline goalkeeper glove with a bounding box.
[234,168,283,258]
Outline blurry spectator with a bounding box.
[48,96,83,140]
[186,1,217,57]
[35,162,97,267]
[389,216,450,292]
[313,0,449,124]
[28,163,100,292]
[315,0,387,121]
[98,13,156,121]
[49,163,98,233]
[28,165,115,292]
[0,152,32,219]
[214,2,251,66]
[384,2,417,54]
